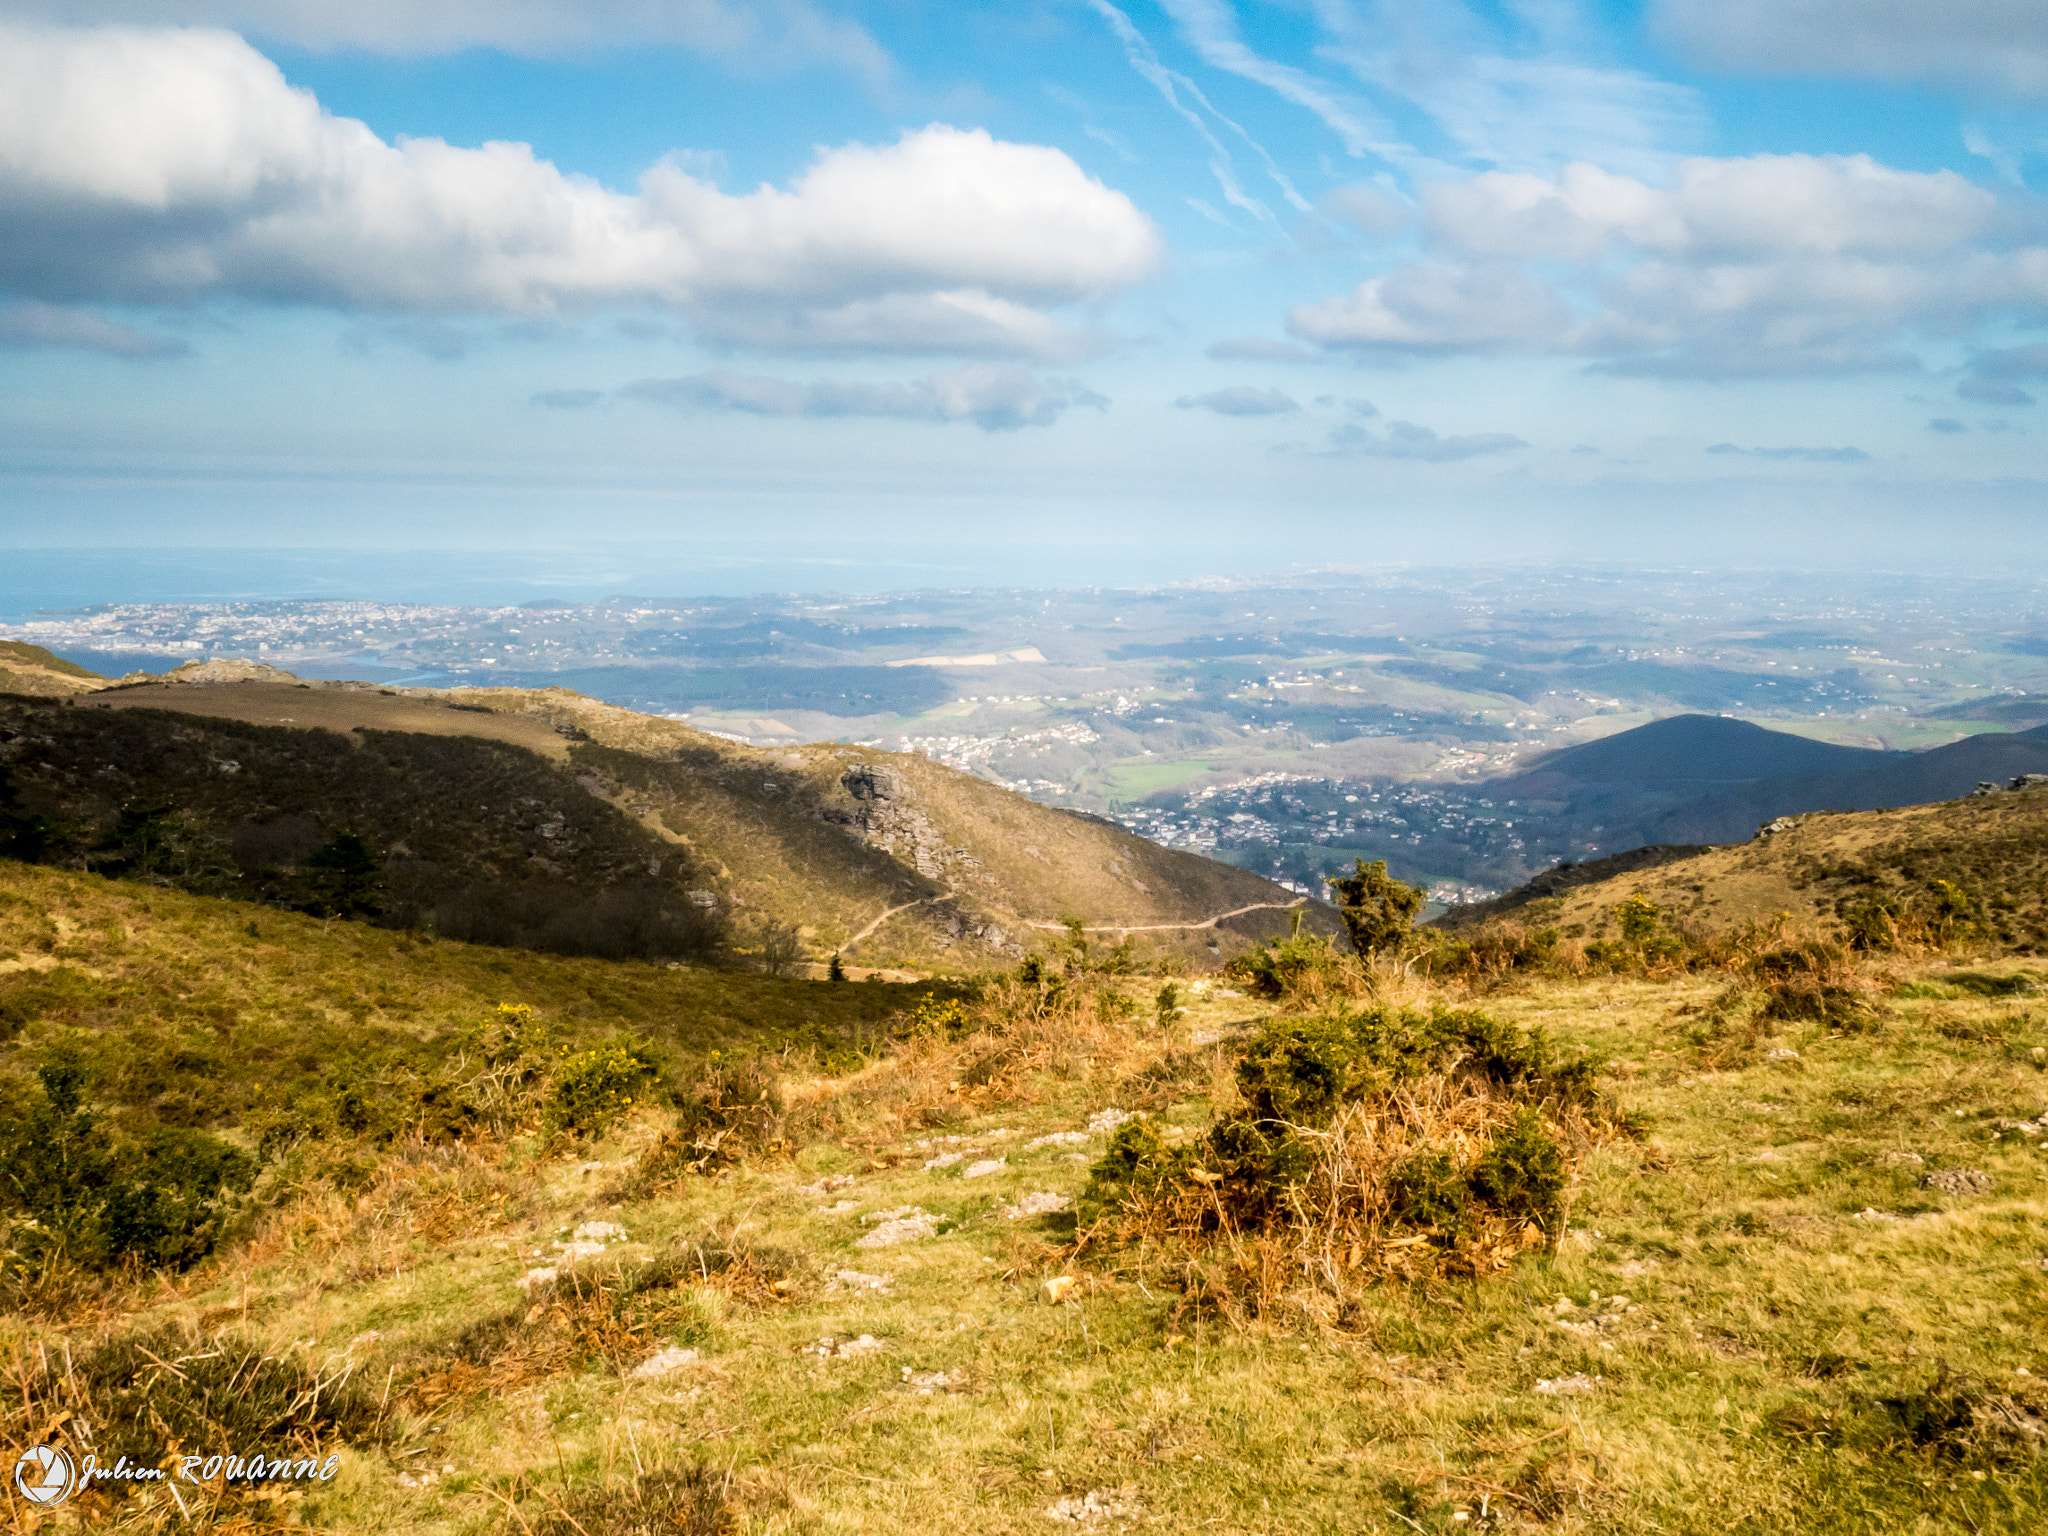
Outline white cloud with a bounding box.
[0,24,1161,358]
[1206,337,1320,363]
[1308,0,1706,178]
[1157,0,1395,160]
[1287,153,2048,377]
[1326,419,1527,459]
[1704,442,1872,462]
[1174,385,1299,415]
[0,298,186,356]
[1653,0,2048,97]
[0,0,889,74]
[619,366,1108,431]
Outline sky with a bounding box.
[2,0,2047,590]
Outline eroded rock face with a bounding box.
[835,761,948,879]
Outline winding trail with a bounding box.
[1020,898,1308,936]
[842,891,952,949]
[844,895,1311,951]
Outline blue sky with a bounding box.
[2,1,2047,585]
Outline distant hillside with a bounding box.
[1443,779,2048,953]
[1508,713,1895,788]
[1480,712,2048,866]
[10,670,1318,969]
[0,641,113,698]
[1640,723,2048,844]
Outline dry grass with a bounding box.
[6,874,2048,1532]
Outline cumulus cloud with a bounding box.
[1,0,889,73]
[0,24,1160,358]
[1704,442,1872,462]
[1653,0,2048,97]
[1926,417,1969,433]
[1287,153,2048,377]
[0,298,186,356]
[619,366,1107,431]
[1174,385,1299,416]
[1327,419,1527,461]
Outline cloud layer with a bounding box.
[1174,385,1298,415]
[1655,0,2048,97]
[1288,153,2048,377]
[619,366,1107,431]
[0,24,1160,358]
[3,0,888,71]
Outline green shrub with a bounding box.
[1328,858,1426,957]
[1467,1107,1569,1235]
[0,1059,256,1273]
[1388,1148,1472,1238]
[1235,1017,1369,1127]
[546,1043,657,1136]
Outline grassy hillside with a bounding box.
[58,676,1319,969]
[0,693,724,962]
[0,640,113,698]
[1443,782,2048,953]
[4,855,2046,1533]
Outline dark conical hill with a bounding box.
[1518,713,1895,786]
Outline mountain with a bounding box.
[1483,713,2048,864]
[1636,723,2048,845]
[4,665,1318,969]
[1443,777,2048,952]
[1507,713,1896,789]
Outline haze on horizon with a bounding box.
[2,1,2047,577]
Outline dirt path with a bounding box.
[842,891,950,949]
[1021,898,1308,936]
[844,894,1310,951]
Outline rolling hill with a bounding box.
[1485,712,2048,862]
[1444,776,2048,952]
[4,662,1319,970]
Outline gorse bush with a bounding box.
[547,1043,659,1136]
[1080,1003,1629,1319]
[0,1057,257,1276]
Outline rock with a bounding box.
[1086,1108,1133,1135]
[1882,1151,1925,1166]
[1040,1275,1077,1305]
[629,1347,700,1380]
[1534,1373,1602,1396]
[1766,1048,1801,1061]
[962,1158,1006,1179]
[520,1266,559,1292]
[797,1174,857,1197]
[1854,1208,1900,1222]
[1046,1489,1141,1524]
[805,1334,886,1359]
[573,1220,627,1243]
[857,1208,941,1248]
[555,1241,606,1262]
[576,1161,605,1177]
[816,1200,858,1216]
[1026,1131,1092,1150]
[1001,1192,1074,1220]
[924,1152,964,1171]
[1921,1168,1994,1196]
[831,1269,893,1292]
[900,1366,970,1395]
